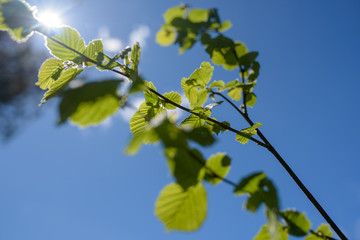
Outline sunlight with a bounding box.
[37,11,62,28]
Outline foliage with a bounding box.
[0,1,343,240]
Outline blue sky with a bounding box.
[1,0,360,239]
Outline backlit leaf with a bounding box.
[156,26,176,46]
[281,210,311,237]
[83,39,103,67]
[36,58,64,90]
[205,153,231,185]
[227,88,241,101]
[218,20,232,32]
[254,223,289,240]
[163,91,182,109]
[155,182,207,231]
[46,26,86,63]
[234,172,266,195]
[305,224,333,240]
[58,80,122,127]
[188,9,209,23]
[163,6,187,24]
[41,67,83,103]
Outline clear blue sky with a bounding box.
[1,0,360,239]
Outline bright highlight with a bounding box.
[37,11,62,28]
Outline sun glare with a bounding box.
[37,11,63,28]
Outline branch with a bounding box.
[212,90,347,240]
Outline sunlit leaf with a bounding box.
[83,39,103,67]
[305,224,333,240]
[254,223,289,240]
[0,0,36,42]
[234,172,266,195]
[46,26,86,63]
[130,42,140,70]
[166,148,205,190]
[209,80,225,89]
[235,122,262,144]
[155,182,207,231]
[143,81,159,104]
[227,88,241,101]
[163,6,187,24]
[36,58,64,90]
[281,210,311,237]
[189,62,214,88]
[58,80,122,127]
[246,92,257,107]
[188,9,209,23]
[218,20,232,32]
[163,91,182,109]
[205,153,231,185]
[156,26,176,46]
[41,67,83,103]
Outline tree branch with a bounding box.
[212,90,347,240]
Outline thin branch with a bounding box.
[212,90,347,240]
[39,30,346,239]
[186,149,237,187]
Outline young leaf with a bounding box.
[227,87,242,101]
[238,51,259,69]
[188,62,214,88]
[163,91,182,109]
[155,182,207,231]
[163,6,187,24]
[130,42,140,70]
[36,58,64,90]
[305,224,333,240]
[83,39,103,67]
[235,122,262,144]
[205,153,231,185]
[46,26,86,63]
[209,80,225,89]
[281,210,311,237]
[41,68,83,103]
[0,0,36,42]
[218,20,232,32]
[254,223,289,240]
[246,92,257,107]
[156,26,176,46]
[165,148,205,190]
[184,127,215,146]
[143,81,159,104]
[188,9,209,23]
[234,172,267,195]
[58,80,122,127]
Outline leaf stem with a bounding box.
[212,90,347,240]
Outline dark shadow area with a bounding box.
[0,31,47,142]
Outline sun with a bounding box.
[37,11,63,28]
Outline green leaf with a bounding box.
[235,122,262,144]
[129,102,162,143]
[234,172,266,195]
[46,26,86,63]
[218,20,232,32]
[305,224,333,240]
[281,210,311,237]
[41,67,83,103]
[143,81,159,104]
[125,129,156,155]
[130,42,141,70]
[83,39,103,67]
[155,182,207,232]
[254,223,289,240]
[163,6,187,24]
[58,80,122,127]
[188,9,209,23]
[166,148,205,190]
[156,26,176,46]
[189,62,214,88]
[205,153,231,185]
[246,92,257,107]
[238,51,259,69]
[227,88,242,101]
[234,41,248,59]
[209,80,225,89]
[204,35,237,70]
[163,91,182,109]
[36,58,64,90]
[0,0,36,42]
[184,127,215,146]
